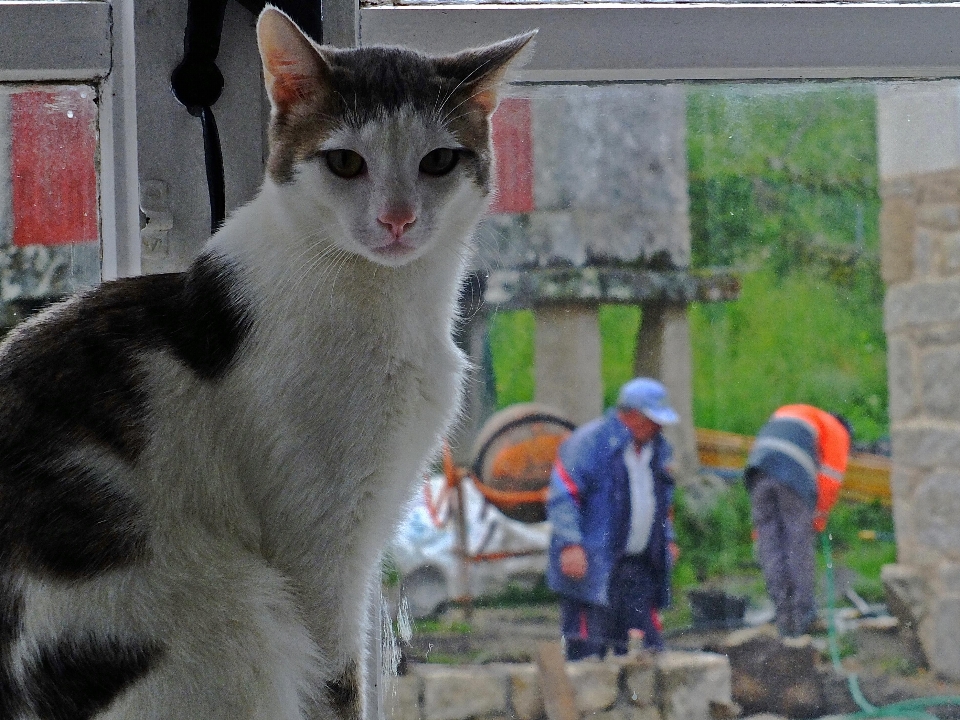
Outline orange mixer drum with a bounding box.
[470,404,576,523]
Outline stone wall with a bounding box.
[878,82,960,680]
[463,84,702,480]
[385,652,731,720]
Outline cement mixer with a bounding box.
[464,403,576,523]
[428,404,574,611]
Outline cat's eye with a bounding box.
[325,150,366,179]
[419,148,460,177]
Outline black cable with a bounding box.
[170,0,229,234]
[171,0,322,236]
[199,107,226,233]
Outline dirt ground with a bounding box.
[398,603,960,719]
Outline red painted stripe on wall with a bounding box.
[11,88,98,247]
[489,97,534,214]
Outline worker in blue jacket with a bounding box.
[546,377,679,660]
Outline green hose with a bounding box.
[821,531,960,719]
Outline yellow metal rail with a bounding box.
[695,428,891,506]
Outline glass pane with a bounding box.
[0,85,100,327]
[363,0,920,7]
[384,79,960,718]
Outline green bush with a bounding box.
[672,484,755,585]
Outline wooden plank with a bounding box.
[536,642,579,720]
[695,428,892,506]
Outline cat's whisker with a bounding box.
[320,247,353,306]
[273,234,339,298]
[283,246,337,299]
[435,54,501,122]
[439,84,500,126]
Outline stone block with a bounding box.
[943,231,960,274]
[930,595,960,680]
[880,563,929,627]
[877,83,960,179]
[918,203,960,231]
[938,562,960,594]
[656,651,732,720]
[880,177,918,199]
[891,425,960,471]
[915,322,960,347]
[920,345,960,420]
[917,170,960,202]
[586,707,661,720]
[505,664,542,720]
[886,336,915,422]
[387,674,422,720]
[914,227,937,276]
[565,660,620,713]
[884,276,960,332]
[420,665,508,720]
[912,471,960,554]
[624,660,657,707]
[880,195,915,284]
[884,277,960,333]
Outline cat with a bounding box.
[0,8,533,719]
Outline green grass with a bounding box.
[691,267,887,442]
[411,617,473,635]
[668,487,896,619]
[488,309,535,409]
[826,499,897,603]
[673,484,756,585]
[472,580,558,609]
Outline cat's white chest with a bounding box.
[233,260,466,550]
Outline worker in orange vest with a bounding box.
[744,404,852,637]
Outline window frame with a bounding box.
[0,2,950,717]
[355,2,960,83]
[0,0,140,280]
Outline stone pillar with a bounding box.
[533,304,604,426]
[877,81,960,679]
[634,302,699,483]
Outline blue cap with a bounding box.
[616,377,679,426]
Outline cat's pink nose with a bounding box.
[377,209,417,239]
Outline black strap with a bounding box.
[170,0,229,233]
[170,0,322,235]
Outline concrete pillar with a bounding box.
[634,303,698,484]
[533,304,603,426]
[877,80,960,679]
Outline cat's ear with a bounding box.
[435,31,537,116]
[257,6,331,114]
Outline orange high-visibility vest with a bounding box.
[772,404,850,530]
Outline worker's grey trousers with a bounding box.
[749,473,816,637]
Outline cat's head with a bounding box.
[256,7,535,268]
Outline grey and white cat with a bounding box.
[0,9,532,719]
